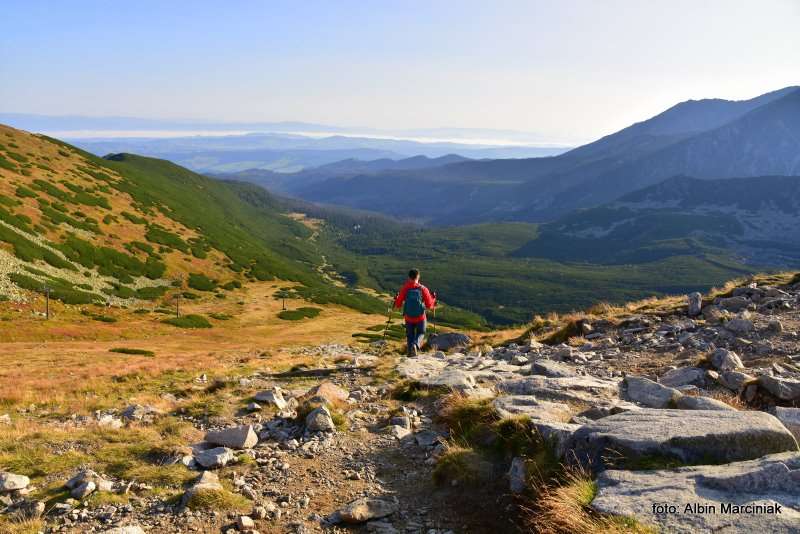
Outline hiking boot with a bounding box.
[407,344,418,357]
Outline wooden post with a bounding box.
[282,298,286,311]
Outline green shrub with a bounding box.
[161,314,212,328]
[209,312,232,320]
[135,286,168,300]
[187,273,217,291]
[14,185,37,199]
[277,307,322,320]
[221,280,241,290]
[145,226,189,252]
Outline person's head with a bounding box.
[408,268,420,282]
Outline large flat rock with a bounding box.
[492,395,572,422]
[592,452,800,533]
[497,375,620,404]
[568,409,798,470]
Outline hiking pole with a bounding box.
[383,294,397,340]
[431,291,438,335]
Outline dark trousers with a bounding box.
[405,320,426,350]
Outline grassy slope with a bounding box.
[0,124,385,315]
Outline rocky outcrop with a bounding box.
[427,332,471,351]
[568,409,799,470]
[592,452,800,533]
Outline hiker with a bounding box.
[394,268,436,356]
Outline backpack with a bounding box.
[403,287,426,317]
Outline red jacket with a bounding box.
[394,280,436,323]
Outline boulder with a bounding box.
[492,395,572,422]
[306,406,336,432]
[659,367,705,388]
[717,295,751,312]
[121,404,160,422]
[758,375,800,401]
[592,452,800,533]
[726,315,754,335]
[718,370,755,391]
[71,480,96,499]
[773,407,800,442]
[194,447,236,469]
[531,359,577,378]
[709,348,744,372]
[204,425,258,449]
[508,457,527,493]
[0,472,30,492]
[304,381,349,405]
[427,332,471,351]
[254,387,287,410]
[686,292,702,316]
[675,395,736,411]
[336,497,398,524]
[568,409,799,471]
[623,376,682,408]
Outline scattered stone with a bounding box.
[194,447,237,469]
[205,425,258,449]
[254,387,287,410]
[336,497,398,524]
[531,359,577,378]
[103,526,146,534]
[237,515,255,529]
[726,314,755,335]
[0,414,11,425]
[306,405,336,432]
[659,367,705,388]
[710,348,744,372]
[71,480,96,499]
[508,457,527,493]
[718,370,755,392]
[675,395,736,411]
[305,381,349,405]
[0,472,30,492]
[623,376,682,408]
[427,332,471,351]
[768,319,784,334]
[97,414,123,429]
[758,375,800,401]
[687,292,702,316]
[121,404,160,422]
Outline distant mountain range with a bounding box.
[0,114,571,171]
[242,86,800,224]
[213,154,471,193]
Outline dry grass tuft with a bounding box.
[525,467,656,534]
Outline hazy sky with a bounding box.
[2,0,798,143]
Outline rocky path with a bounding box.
[3,279,800,533]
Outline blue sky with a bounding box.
[1,0,798,141]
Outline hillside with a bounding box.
[0,124,383,313]
[272,86,800,224]
[514,175,800,266]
